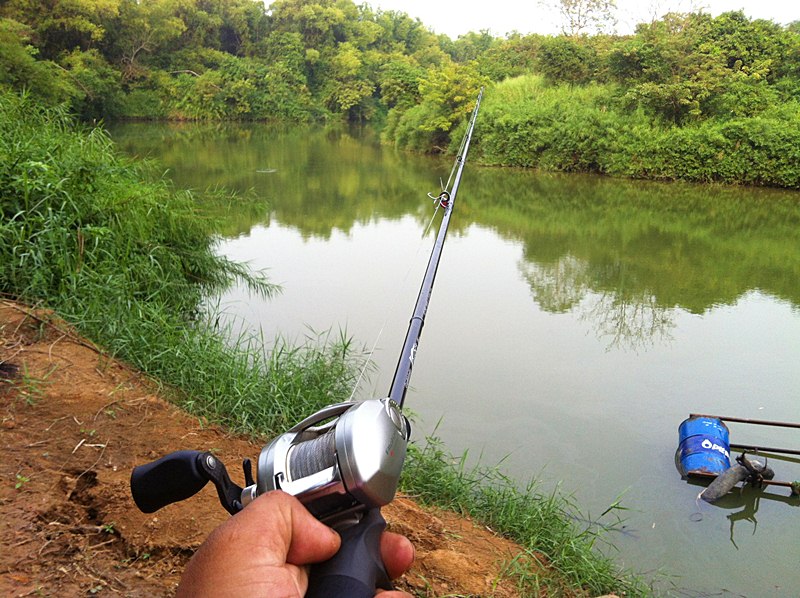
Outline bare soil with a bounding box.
[0,301,593,597]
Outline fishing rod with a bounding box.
[129,87,483,597]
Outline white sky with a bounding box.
[366,1,800,38]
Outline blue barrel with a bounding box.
[677,416,731,477]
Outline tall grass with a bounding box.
[476,75,633,173]
[0,90,355,436]
[472,75,800,189]
[402,436,651,596]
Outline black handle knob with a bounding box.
[131,450,209,513]
[305,508,391,598]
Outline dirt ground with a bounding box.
[0,301,597,597]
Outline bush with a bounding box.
[471,75,800,188]
[119,89,168,119]
[477,76,626,172]
[0,18,74,105]
[610,113,800,187]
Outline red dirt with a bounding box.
[0,301,597,597]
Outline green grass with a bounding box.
[402,435,652,596]
[469,75,800,189]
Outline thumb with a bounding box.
[246,491,341,565]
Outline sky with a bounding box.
[366,0,800,38]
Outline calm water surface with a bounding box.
[111,122,800,597]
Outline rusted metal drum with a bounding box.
[678,416,731,477]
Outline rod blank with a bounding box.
[388,88,483,410]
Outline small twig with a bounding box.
[169,69,201,77]
[75,440,109,481]
[88,538,117,550]
[37,538,54,555]
[72,439,86,454]
[48,333,67,361]
[46,415,70,431]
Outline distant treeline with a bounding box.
[2,0,799,187]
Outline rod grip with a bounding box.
[130,450,208,513]
[306,508,391,598]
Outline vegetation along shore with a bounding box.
[2,0,799,187]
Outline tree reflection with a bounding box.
[518,254,589,313]
[110,123,800,314]
[520,255,676,351]
[582,291,675,351]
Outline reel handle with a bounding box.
[131,450,244,515]
[306,508,391,598]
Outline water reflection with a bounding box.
[582,292,676,351]
[110,121,440,239]
[109,121,800,349]
[109,122,800,319]
[702,486,800,550]
[519,255,677,350]
[471,170,800,314]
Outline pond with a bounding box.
[110,122,800,597]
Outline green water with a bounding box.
[111,122,800,597]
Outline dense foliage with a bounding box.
[476,74,800,188]
[2,0,799,187]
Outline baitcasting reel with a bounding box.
[245,397,410,526]
[130,397,410,529]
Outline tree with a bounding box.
[537,36,598,84]
[113,0,188,80]
[323,42,374,116]
[1,0,119,59]
[417,61,488,137]
[542,0,618,36]
[449,30,495,63]
[0,17,74,103]
[607,11,796,123]
[372,9,431,55]
[378,55,424,109]
[476,33,543,81]
[59,48,123,119]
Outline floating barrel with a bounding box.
[677,416,731,477]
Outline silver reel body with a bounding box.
[241,398,410,527]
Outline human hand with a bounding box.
[176,491,414,597]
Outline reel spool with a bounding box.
[241,398,411,527]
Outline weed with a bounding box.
[11,364,53,405]
[15,473,30,489]
[401,435,650,596]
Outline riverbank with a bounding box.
[0,300,619,597]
